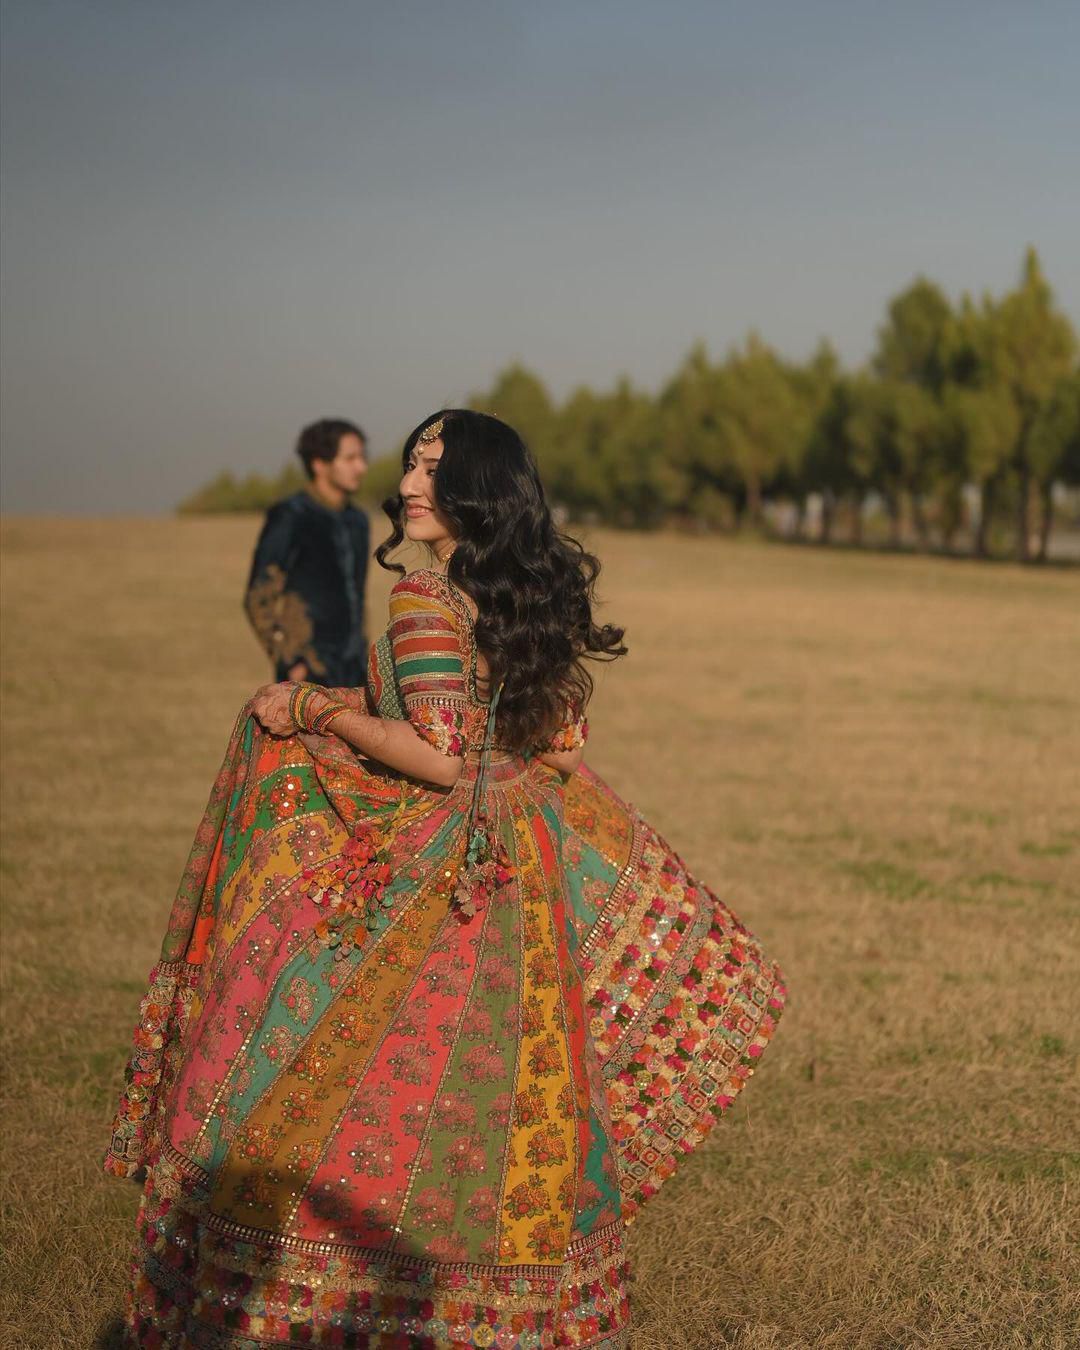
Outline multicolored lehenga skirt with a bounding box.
[106,712,785,1348]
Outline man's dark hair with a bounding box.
[296,419,366,479]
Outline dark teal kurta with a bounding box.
[244,490,369,686]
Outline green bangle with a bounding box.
[287,682,349,736]
[288,682,306,728]
[301,687,319,731]
[289,682,321,733]
[310,699,349,735]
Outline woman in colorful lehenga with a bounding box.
[106,410,786,1349]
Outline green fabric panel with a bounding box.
[559,821,620,955]
[212,717,258,906]
[396,655,462,678]
[574,1105,622,1236]
[373,634,406,720]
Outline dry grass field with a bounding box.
[2,517,1078,1349]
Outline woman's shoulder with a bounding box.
[389,568,453,601]
[388,570,475,632]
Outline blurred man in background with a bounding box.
[244,418,370,688]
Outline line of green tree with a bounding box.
[180,249,1079,562]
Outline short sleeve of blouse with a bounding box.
[388,574,468,757]
[539,707,589,754]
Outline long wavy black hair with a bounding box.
[376,409,626,753]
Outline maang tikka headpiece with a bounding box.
[418,417,444,445]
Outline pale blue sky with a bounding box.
[2,0,1078,512]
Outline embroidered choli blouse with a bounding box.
[366,570,588,760]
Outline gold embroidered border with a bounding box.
[196,1195,624,1276]
[584,824,657,995]
[578,816,645,965]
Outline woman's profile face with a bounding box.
[400,436,456,554]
